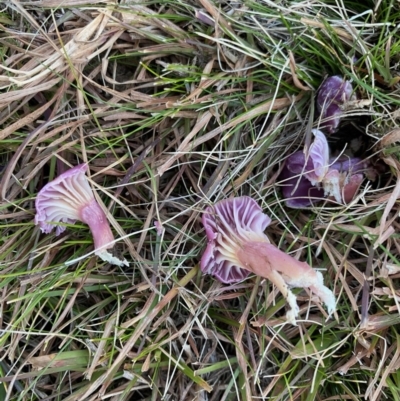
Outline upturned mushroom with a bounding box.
[201,196,336,325]
[35,163,128,267]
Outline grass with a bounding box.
[1,0,400,400]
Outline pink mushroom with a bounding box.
[35,164,128,267]
[201,196,336,324]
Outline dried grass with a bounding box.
[1,0,400,400]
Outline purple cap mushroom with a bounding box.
[35,164,128,267]
[317,75,355,133]
[279,129,368,208]
[201,196,336,325]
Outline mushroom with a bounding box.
[35,163,128,267]
[201,196,336,325]
[317,75,355,133]
[279,129,369,208]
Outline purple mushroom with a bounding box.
[317,76,355,133]
[35,164,128,267]
[201,196,336,325]
[280,129,368,208]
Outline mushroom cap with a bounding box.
[35,164,94,235]
[201,196,271,284]
[316,76,354,133]
[317,76,353,108]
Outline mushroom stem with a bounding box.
[236,240,335,323]
[80,200,115,253]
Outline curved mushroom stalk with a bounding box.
[35,164,128,267]
[201,196,336,325]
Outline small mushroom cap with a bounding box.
[317,76,354,133]
[317,76,353,108]
[201,196,271,284]
[35,164,94,235]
